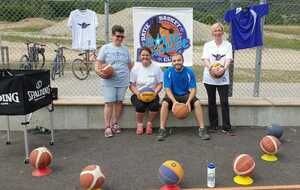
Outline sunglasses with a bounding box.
[115,35,125,39]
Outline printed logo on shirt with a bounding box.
[212,54,225,61]
[106,51,128,65]
[78,22,90,29]
[137,14,191,64]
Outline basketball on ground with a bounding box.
[80,165,105,190]
[260,135,281,155]
[267,123,284,139]
[172,103,189,120]
[159,160,184,185]
[233,154,255,176]
[29,147,53,169]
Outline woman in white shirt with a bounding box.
[201,22,234,134]
[130,47,163,135]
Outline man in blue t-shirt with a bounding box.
[224,3,269,50]
[157,53,210,141]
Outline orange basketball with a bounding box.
[172,103,189,120]
[259,135,281,155]
[29,147,53,169]
[80,165,105,190]
[100,64,113,79]
[233,154,255,176]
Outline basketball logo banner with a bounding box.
[133,7,193,67]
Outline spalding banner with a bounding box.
[133,7,193,67]
[0,70,52,115]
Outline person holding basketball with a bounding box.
[157,53,210,141]
[201,22,234,135]
[95,25,133,138]
[129,47,163,135]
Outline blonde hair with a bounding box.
[211,22,224,34]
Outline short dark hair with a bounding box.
[140,47,152,55]
[172,53,184,62]
[112,25,124,35]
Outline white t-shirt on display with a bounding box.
[130,62,163,91]
[201,40,233,85]
[67,9,98,50]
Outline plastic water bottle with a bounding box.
[207,163,216,188]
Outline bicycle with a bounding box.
[51,43,67,80]
[71,49,96,80]
[19,42,46,70]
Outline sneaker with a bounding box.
[198,128,210,140]
[157,128,167,141]
[136,123,144,135]
[104,127,113,138]
[222,128,235,136]
[207,126,218,133]
[111,123,121,134]
[146,122,153,135]
[31,127,51,135]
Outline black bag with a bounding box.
[0,69,52,115]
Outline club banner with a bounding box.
[0,70,52,115]
[133,7,193,67]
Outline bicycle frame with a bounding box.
[24,42,45,69]
[71,49,96,80]
[51,44,67,80]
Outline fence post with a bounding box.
[104,0,110,44]
[228,0,234,97]
[253,0,266,97]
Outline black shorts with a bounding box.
[162,94,199,110]
[131,94,160,113]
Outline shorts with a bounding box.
[102,86,128,103]
[162,94,199,110]
[131,94,160,113]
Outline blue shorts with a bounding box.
[102,86,128,103]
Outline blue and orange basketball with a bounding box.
[159,160,184,185]
[139,87,156,103]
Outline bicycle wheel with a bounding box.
[61,56,66,76]
[51,57,58,80]
[72,58,89,80]
[19,55,30,70]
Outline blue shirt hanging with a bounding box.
[224,4,269,50]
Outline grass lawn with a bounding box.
[1,34,105,47]
[265,25,300,35]
[264,36,300,50]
